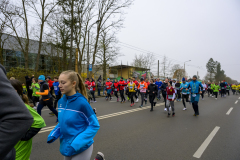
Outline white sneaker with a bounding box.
[33,106,37,110]
[183,108,187,110]
[202,98,204,100]
[164,108,167,111]
[136,98,139,102]
[215,98,217,100]
[212,96,214,98]
[94,101,97,103]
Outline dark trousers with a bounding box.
[50,87,55,98]
[177,90,181,99]
[134,90,138,99]
[221,89,225,97]
[201,90,205,99]
[226,90,230,96]
[27,88,33,101]
[98,89,101,96]
[120,90,125,102]
[233,90,236,95]
[192,101,199,115]
[129,92,135,104]
[114,91,118,98]
[214,92,218,98]
[149,94,155,110]
[140,92,145,106]
[32,96,39,106]
[207,89,211,97]
[54,94,61,109]
[90,91,96,101]
[162,93,167,108]
[182,94,189,108]
[37,98,58,117]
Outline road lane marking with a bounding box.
[193,126,220,159]
[235,100,238,104]
[238,97,240,99]
[226,107,233,115]
[39,103,164,134]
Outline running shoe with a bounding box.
[49,112,55,116]
[172,113,175,117]
[136,98,139,102]
[94,101,97,103]
[139,105,142,108]
[183,108,187,111]
[33,106,37,110]
[168,113,170,117]
[121,101,123,103]
[164,108,167,111]
[93,108,97,114]
[130,104,133,107]
[193,114,196,116]
[215,98,217,100]
[95,152,105,160]
[123,100,126,103]
[153,102,156,106]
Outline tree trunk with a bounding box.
[90,25,100,78]
[103,45,107,81]
[68,0,74,70]
[22,0,29,69]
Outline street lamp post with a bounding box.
[184,60,191,78]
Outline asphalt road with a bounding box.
[30,93,240,160]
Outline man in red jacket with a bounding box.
[46,76,54,98]
[119,77,127,103]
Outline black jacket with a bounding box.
[161,83,168,95]
[0,64,33,160]
[220,83,226,88]
[148,84,158,96]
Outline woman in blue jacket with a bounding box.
[47,70,100,160]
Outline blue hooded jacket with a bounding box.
[155,81,162,90]
[187,80,203,94]
[47,92,100,157]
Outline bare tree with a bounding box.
[96,30,121,81]
[90,0,133,78]
[171,64,185,80]
[27,0,59,72]
[131,53,155,69]
[161,55,172,79]
[2,0,31,69]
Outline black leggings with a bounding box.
[37,98,58,117]
[221,89,225,97]
[226,90,229,96]
[120,90,125,102]
[149,95,155,110]
[32,96,39,107]
[201,91,205,99]
[214,92,218,98]
[114,91,118,98]
[182,94,189,108]
[177,90,181,99]
[129,92,135,103]
[162,93,167,108]
[90,91,96,101]
[192,101,199,115]
[54,94,61,109]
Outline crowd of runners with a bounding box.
[4,67,239,160]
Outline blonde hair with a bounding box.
[61,70,88,99]
[10,77,15,80]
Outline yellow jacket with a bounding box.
[232,85,237,90]
[128,82,136,92]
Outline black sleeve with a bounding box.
[21,127,41,141]
[43,84,49,90]
[0,65,33,159]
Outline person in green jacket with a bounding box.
[10,79,46,160]
[213,82,220,99]
[226,84,230,96]
[210,82,214,97]
[31,78,41,109]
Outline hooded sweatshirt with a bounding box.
[47,92,100,157]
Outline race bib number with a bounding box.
[222,87,225,89]
[90,87,93,91]
[192,94,196,97]
[208,86,211,89]
[168,95,173,99]
[115,89,117,91]
[130,86,133,89]
[54,86,58,90]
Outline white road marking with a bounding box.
[39,103,164,134]
[238,97,240,99]
[235,100,238,104]
[226,107,233,115]
[193,126,220,159]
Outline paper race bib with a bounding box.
[90,87,93,91]
[130,86,133,89]
[54,86,58,90]
[222,87,225,89]
[168,95,173,99]
[115,89,117,91]
[192,94,196,97]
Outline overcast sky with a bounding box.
[117,0,240,81]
